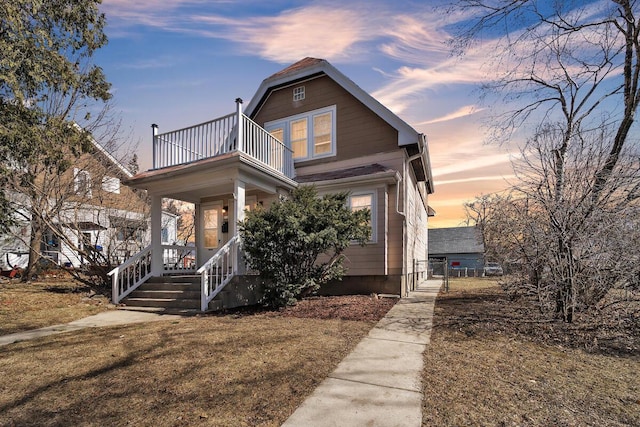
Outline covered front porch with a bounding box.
[108,100,297,311]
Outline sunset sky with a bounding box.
[96,0,527,228]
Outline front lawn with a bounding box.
[0,279,395,426]
[0,279,111,335]
[422,277,640,426]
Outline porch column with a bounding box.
[234,179,246,274]
[151,194,163,276]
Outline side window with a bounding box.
[349,192,376,243]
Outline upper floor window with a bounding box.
[74,168,92,198]
[265,105,336,162]
[102,176,120,194]
[293,86,305,101]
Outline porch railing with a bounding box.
[153,113,236,168]
[109,245,199,304]
[197,234,240,311]
[162,244,197,274]
[109,244,153,304]
[152,103,294,179]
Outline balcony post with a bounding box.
[235,98,243,153]
[151,123,158,169]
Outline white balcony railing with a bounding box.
[152,101,294,179]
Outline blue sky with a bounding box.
[95,0,525,227]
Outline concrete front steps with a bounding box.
[120,275,263,313]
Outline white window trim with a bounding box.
[349,190,377,244]
[293,86,305,101]
[265,105,337,162]
[73,168,92,198]
[102,176,120,194]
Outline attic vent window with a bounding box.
[293,86,305,101]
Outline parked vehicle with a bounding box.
[484,262,503,276]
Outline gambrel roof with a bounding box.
[246,57,419,147]
[245,57,434,192]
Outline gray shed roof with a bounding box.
[428,226,484,255]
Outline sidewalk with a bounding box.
[282,279,442,427]
[0,309,181,347]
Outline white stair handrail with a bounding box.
[198,235,240,311]
[108,244,153,304]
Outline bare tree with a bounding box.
[467,125,640,321]
[1,1,112,280]
[456,0,640,322]
[4,116,148,287]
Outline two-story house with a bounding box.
[113,58,434,311]
[0,133,178,275]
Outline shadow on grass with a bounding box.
[0,316,370,426]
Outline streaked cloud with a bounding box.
[117,57,178,70]
[98,0,539,226]
[419,105,485,125]
[193,5,380,63]
[436,175,516,186]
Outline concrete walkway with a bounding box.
[282,279,442,427]
[0,309,181,347]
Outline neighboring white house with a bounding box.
[0,133,178,272]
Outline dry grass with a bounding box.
[0,314,373,426]
[445,276,504,291]
[423,278,640,426]
[0,279,111,335]
[0,280,390,426]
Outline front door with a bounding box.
[199,202,223,264]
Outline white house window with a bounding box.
[265,105,336,162]
[349,192,376,242]
[293,86,305,101]
[290,118,308,159]
[111,216,146,243]
[74,168,92,197]
[313,112,332,155]
[116,225,144,242]
[102,176,120,194]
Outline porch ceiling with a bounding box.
[125,152,297,202]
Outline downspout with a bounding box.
[396,134,427,296]
[396,135,426,216]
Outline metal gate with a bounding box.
[428,256,449,292]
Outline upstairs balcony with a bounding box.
[151,99,295,180]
